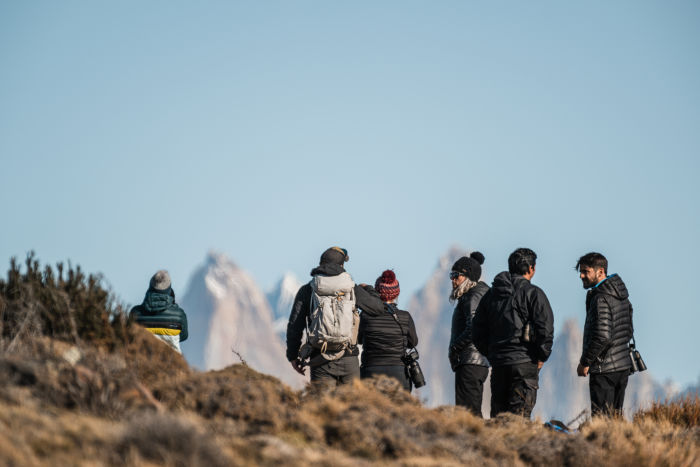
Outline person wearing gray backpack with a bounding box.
[286,246,386,390]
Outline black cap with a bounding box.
[451,251,485,282]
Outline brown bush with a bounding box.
[0,252,129,349]
[153,364,299,433]
[114,412,232,467]
[121,324,191,387]
[0,336,143,416]
[634,394,700,428]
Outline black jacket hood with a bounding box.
[310,263,346,277]
[593,274,629,301]
[492,271,530,298]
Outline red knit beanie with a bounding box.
[375,270,400,302]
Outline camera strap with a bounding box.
[387,303,417,356]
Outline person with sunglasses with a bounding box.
[448,252,490,416]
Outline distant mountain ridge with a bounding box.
[180,252,304,387]
[266,272,302,343]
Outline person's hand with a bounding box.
[577,363,589,377]
[291,359,306,375]
[537,361,544,370]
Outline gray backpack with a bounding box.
[307,272,359,361]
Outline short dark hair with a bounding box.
[508,248,537,275]
[575,252,608,274]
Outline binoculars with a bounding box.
[629,340,647,373]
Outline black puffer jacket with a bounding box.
[580,274,634,374]
[358,303,418,368]
[285,264,385,362]
[449,281,490,369]
[473,272,554,367]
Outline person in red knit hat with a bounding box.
[358,270,419,392]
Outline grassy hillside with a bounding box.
[0,255,697,466]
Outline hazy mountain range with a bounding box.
[179,249,692,420]
[180,252,304,386]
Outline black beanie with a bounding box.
[319,246,349,266]
[451,251,485,282]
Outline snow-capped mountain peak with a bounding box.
[267,272,303,340]
[180,252,304,387]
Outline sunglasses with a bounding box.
[449,272,464,280]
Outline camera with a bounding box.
[402,348,426,388]
[629,342,647,373]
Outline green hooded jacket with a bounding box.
[129,287,188,342]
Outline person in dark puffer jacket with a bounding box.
[473,248,554,419]
[130,270,188,353]
[576,252,634,417]
[358,270,418,392]
[448,252,490,416]
[286,247,386,391]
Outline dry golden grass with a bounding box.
[0,336,697,466]
[635,395,700,429]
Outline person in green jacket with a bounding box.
[129,270,188,353]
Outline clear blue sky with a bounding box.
[1,2,698,387]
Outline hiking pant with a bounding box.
[310,355,360,392]
[455,364,489,416]
[361,365,411,392]
[490,362,539,418]
[589,369,629,417]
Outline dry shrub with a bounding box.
[304,376,432,459]
[0,255,191,417]
[152,364,300,433]
[121,324,191,387]
[634,394,700,428]
[0,328,191,417]
[580,416,700,466]
[298,376,506,463]
[0,336,137,416]
[295,377,698,466]
[0,400,233,467]
[0,252,129,349]
[115,412,232,467]
[0,401,119,466]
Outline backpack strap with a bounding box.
[305,280,313,337]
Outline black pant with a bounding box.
[310,355,360,392]
[455,364,489,416]
[361,365,411,392]
[490,362,539,418]
[589,369,629,417]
